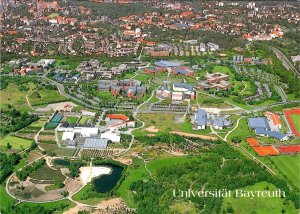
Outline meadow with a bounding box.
[0,136,33,151]
[221,181,297,214]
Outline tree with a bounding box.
[6,143,12,150]
[231,136,242,144]
[227,206,234,214]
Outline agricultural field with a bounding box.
[29,165,66,181]
[221,181,297,214]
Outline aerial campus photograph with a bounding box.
[0,0,299,214]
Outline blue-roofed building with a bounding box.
[173,83,193,92]
[195,109,206,129]
[248,117,288,141]
[248,117,270,130]
[194,109,232,130]
[172,66,194,76]
[154,60,181,67]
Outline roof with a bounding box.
[173,83,193,91]
[83,138,108,149]
[264,112,281,126]
[248,117,270,130]
[154,60,181,67]
[195,109,206,126]
[106,114,129,121]
[62,132,75,141]
[213,118,224,127]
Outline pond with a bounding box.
[53,159,70,167]
[92,163,124,193]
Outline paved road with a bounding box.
[274,85,288,103]
[272,47,300,78]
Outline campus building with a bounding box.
[196,72,231,90]
[98,79,147,97]
[248,117,288,141]
[193,109,232,130]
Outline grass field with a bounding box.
[118,156,196,207]
[227,117,254,142]
[290,114,300,134]
[221,181,297,214]
[65,116,79,124]
[72,185,105,205]
[269,154,300,188]
[29,89,68,106]
[29,118,48,128]
[0,83,30,111]
[0,185,16,210]
[78,116,93,124]
[0,135,33,151]
[19,199,76,212]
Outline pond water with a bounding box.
[92,163,124,193]
[53,159,70,167]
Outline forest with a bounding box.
[0,152,21,183]
[129,141,299,213]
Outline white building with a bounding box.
[37,59,56,68]
[74,127,99,137]
[62,132,75,141]
[172,92,183,101]
[101,131,121,143]
[200,43,206,52]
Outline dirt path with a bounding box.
[170,131,218,141]
[25,90,33,109]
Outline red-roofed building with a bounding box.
[106,114,129,121]
[264,112,282,130]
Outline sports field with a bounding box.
[283,108,300,137]
[290,114,300,134]
[222,181,297,214]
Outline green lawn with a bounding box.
[28,118,48,128]
[221,181,297,214]
[79,116,94,124]
[269,155,300,188]
[0,185,16,210]
[28,89,68,106]
[290,114,300,134]
[18,199,76,213]
[0,135,33,151]
[227,117,254,142]
[65,116,79,124]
